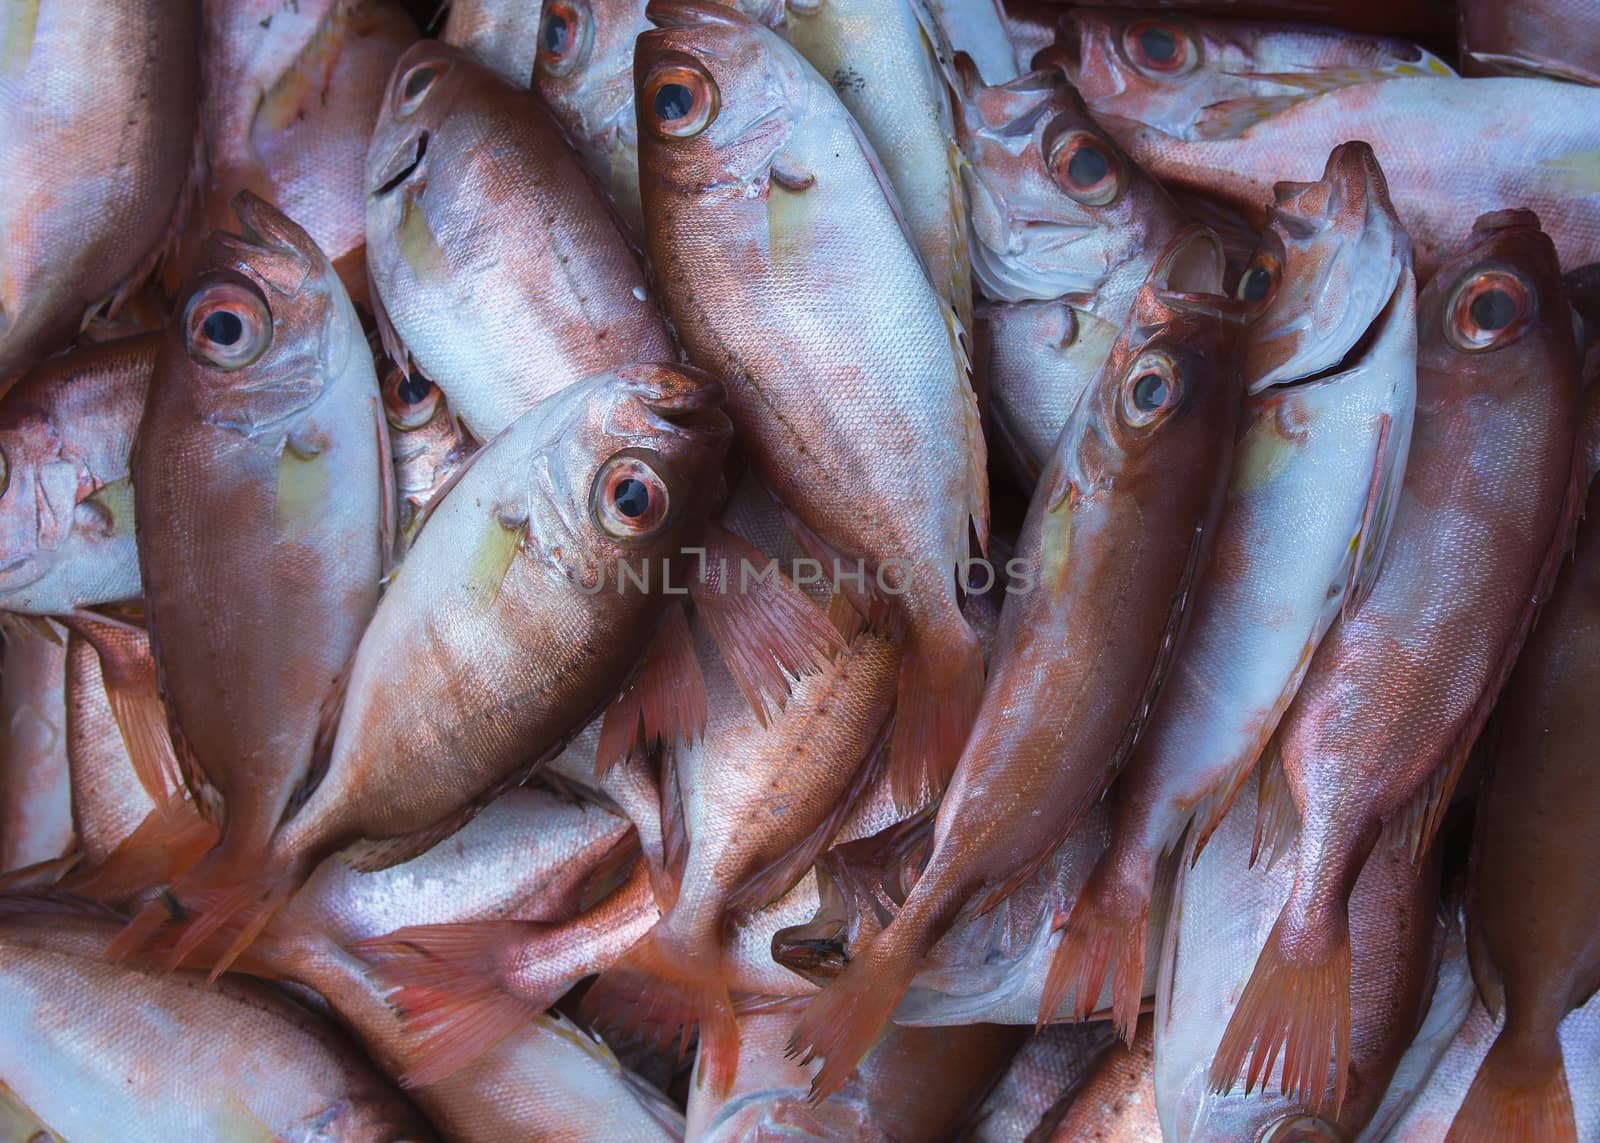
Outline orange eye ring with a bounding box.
[641,62,719,142]
[1236,251,1282,310]
[182,275,272,372]
[1445,265,1534,352]
[536,0,593,78]
[1119,350,1184,429]
[395,60,444,118]
[1046,129,1125,207]
[591,454,671,539]
[382,369,443,431]
[1123,20,1196,76]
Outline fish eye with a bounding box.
[641,61,719,141]
[396,61,444,117]
[382,368,442,430]
[182,275,272,372]
[536,0,593,78]
[1123,20,1196,76]
[1119,350,1184,428]
[1047,129,1125,207]
[592,454,671,538]
[1446,265,1533,352]
[1236,251,1282,310]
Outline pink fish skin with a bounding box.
[1459,0,1600,84]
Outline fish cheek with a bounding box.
[767,178,819,269]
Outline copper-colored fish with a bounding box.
[1030,1020,1161,1143]
[788,228,1243,1095]
[637,0,989,803]
[1459,0,1600,84]
[1211,210,1584,1118]
[1445,480,1600,1142]
[0,630,71,874]
[442,0,546,84]
[966,1024,1117,1143]
[0,1,198,388]
[366,41,675,441]
[0,335,155,615]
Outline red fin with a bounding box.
[1251,750,1299,870]
[1209,910,1352,1117]
[63,799,218,904]
[62,615,180,805]
[123,852,300,980]
[786,933,917,1100]
[597,606,706,776]
[690,522,844,726]
[1342,411,1398,621]
[580,921,740,1095]
[1445,1031,1577,1143]
[887,618,983,809]
[1040,857,1151,1041]
[354,921,545,1086]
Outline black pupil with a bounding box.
[542,12,569,55]
[1139,27,1178,63]
[1132,372,1168,412]
[1242,266,1273,303]
[203,310,244,347]
[1470,288,1516,331]
[613,478,651,519]
[1066,145,1110,188]
[655,82,693,123]
[404,67,436,99]
[397,371,433,407]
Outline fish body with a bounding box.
[0,631,71,873]
[443,0,546,83]
[1211,209,1584,1117]
[636,0,988,802]
[0,0,198,387]
[0,335,155,615]
[366,41,674,441]
[966,1024,1118,1143]
[1048,141,1416,1039]
[64,630,157,868]
[787,227,1243,1095]
[1036,1022,1161,1143]
[1459,0,1600,84]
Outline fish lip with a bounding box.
[1251,269,1406,396]
[371,131,429,197]
[632,370,733,444]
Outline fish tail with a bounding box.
[1040,851,1152,1041]
[581,917,739,1095]
[888,614,983,809]
[1446,1023,1577,1143]
[1209,904,1352,1117]
[352,920,545,1087]
[125,848,300,980]
[62,797,218,904]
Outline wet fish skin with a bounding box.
[966,1024,1118,1143]
[1211,209,1584,1118]
[366,39,674,441]
[442,0,546,84]
[1459,0,1600,84]
[0,335,156,616]
[0,631,72,874]
[1034,1021,1161,1143]
[0,1,198,388]
[64,630,155,868]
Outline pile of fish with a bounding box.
[4,0,1600,1139]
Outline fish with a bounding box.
[965,1024,1118,1143]
[636,0,989,803]
[0,629,72,874]
[784,0,973,331]
[1044,141,1417,1042]
[1210,209,1585,1118]
[1155,785,1443,1141]
[1058,0,1454,43]
[1032,1020,1161,1143]
[787,227,1244,1096]
[950,61,1185,480]
[380,363,478,559]
[0,334,155,616]
[0,1,198,389]
[366,40,675,442]
[918,0,1020,86]
[1445,478,1600,1142]
[1459,0,1600,85]
[442,0,546,84]
[181,0,418,303]
[116,192,388,955]
[133,363,729,978]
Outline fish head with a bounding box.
[524,362,732,574]
[952,60,1178,304]
[0,394,79,592]
[634,0,808,197]
[165,192,358,436]
[366,40,470,245]
[1241,141,1412,395]
[536,0,642,143]
[1416,209,1574,406]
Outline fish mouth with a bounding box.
[631,368,732,444]
[372,131,429,197]
[646,0,755,29]
[1256,269,1406,396]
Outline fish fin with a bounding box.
[1445,1030,1577,1143]
[354,921,545,1086]
[1250,747,1299,870]
[136,614,223,825]
[0,853,81,892]
[1342,411,1402,620]
[827,591,868,642]
[373,394,398,578]
[658,751,688,911]
[786,929,917,1099]
[144,855,300,982]
[340,801,487,875]
[581,920,740,1096]
[62,798,217,903]
[887,616,983,810]
[1187,761,1257,866]
[576,830,646,915]
[1465,903,1505,1019]
[368,268,415,379]
[100,112,204,319]
[690,522,845,727]
[1040,854,1151,1040]
[60,615,180,805]
[1210,908,1352,1118]
[778,505,892,631]
[597,605,706,775]
[288,650,358,824]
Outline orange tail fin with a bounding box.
[1445,1028,1577,1143]
[1209,908,1352,1117]
[580,920,739,1095]
[786,931,920,1100]
[1040,856,1151,1041]
[888,619,983,809]
[354,921,549,1086]
[64,799,218,904]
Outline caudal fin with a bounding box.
[1445,1029,1578,1143]
[888,619,983,809]
[786,932,919,1100]
[354,921,545,1086]
[64,798,218,904]
[1039,857,1151,1042]
[1209,909,1352,1117]
[580,921,739,1095]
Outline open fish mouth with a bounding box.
[1260,269,1407,395]
[372,131,429,197]
[631,371,732,444]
